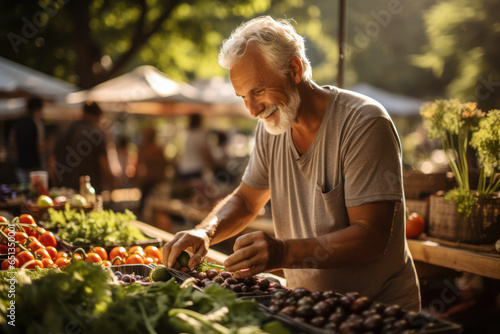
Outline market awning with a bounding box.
[67,65,200,104]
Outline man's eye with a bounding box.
[255,90,264,95]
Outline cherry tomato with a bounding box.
[144,245,162,261]
[110,256,123,265]
[109,246,126,260]
[143,257,154,265]
[45,246,58,261]
[128,246,143,254]
[73,253,83,261]
[35,248,52,259]
[406,212,425,239]
[149,256,159,264]
[16,250,35,266]
[101,260,111,268]
[19,214,36,232]
[55,257,71,268]
[85,252,102,263]
[130,249,146,258]
[2,257,19,269]
[1,259,10,270]
[92,246,108,261]
[28,227,45,239]
[14,231,29,245]
[0,216,8,223]
[57,251,69,259]
[25,259,43,269]
[125,254,144,264]
[39,231,57,247]
[41,258,56,268]
[19,214,36,225]
[28,239,45,252]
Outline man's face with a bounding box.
[230,44,300,135]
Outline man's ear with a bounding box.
[288,56,303,84]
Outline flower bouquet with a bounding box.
[420,100,500,243]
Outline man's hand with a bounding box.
[162,229,211,269]
[224,231,286,279]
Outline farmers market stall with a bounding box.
[0,207,464,333]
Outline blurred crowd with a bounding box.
[2,97,240,220]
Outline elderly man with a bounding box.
[163,16,421,311]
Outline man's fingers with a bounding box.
[233,264,265,279]
[188,247,206,269]
[225,251,261,273]
[162,235,181,267]
[233,232,259,251]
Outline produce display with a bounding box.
[0,261,288,334]
[267,288,441,334]
[0,213,461,334]
[43,205,149,246]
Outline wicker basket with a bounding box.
[428,194,459,241]
[429,193,500,244]
[403,169,450,200]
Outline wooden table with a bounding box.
[407,238,500,280]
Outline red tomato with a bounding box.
[73,253,83,261]
[3,257,20,269]
[85,252,102,263]
[14,231,29,244]
[28,227,45,239]
[35,248,52,259]
[39,231,57,247]
[57,251,69,259]
[128,246,143,254]
[0,216,8,222]
[54,257,71,268]
[16,250,35,266]
[101,260,111,268]
[110,256,123,265]
[45,246,58,261]
[144,245,162,261]
[109,246,126,260]
[25,259,43,269]
[125,254,144,264]
[28,239,45,252]
[19,214,36,233]
[41,257,56,268]
[406,212,425,239]
[143,257,154,265]
[1,259,10,270]
[92,246,108,261]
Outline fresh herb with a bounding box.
[44,204,147,246]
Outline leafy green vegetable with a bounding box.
[43,204,147,246]
[195,258,226,273]
[0,261,290,334]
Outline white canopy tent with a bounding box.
[349,83,424,117]
[0,56,80,120]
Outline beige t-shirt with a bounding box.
[242,86,421,311]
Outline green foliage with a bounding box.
[471,109,500,177]
[0,261,288,333]
[44,204,146,246]
[413,0,500,110]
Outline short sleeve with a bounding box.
[342,115,403,207]
[241,121,270,190]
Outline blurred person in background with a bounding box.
[177,114,214,199]
[10,96,46,184]
[136,126,168,217]
[50,101,112,194]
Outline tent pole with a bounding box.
[337,0,347,88]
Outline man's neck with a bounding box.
[290,82,330,155]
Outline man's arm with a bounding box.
[163,182,270,268]
[224,201,396,277]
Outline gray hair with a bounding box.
[218,16,313,84]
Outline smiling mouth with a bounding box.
[262,107,277,119]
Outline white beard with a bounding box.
[260,85,301,135]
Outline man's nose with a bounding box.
[246,97,264,118]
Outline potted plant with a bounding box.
[420,100,500,243]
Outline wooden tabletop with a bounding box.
[407,238,500,279]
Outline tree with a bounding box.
[0,0,273,89]
[412,0,500,110]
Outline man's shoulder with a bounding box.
[328,86,390,124]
